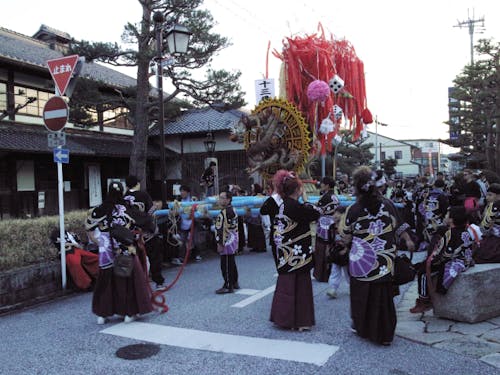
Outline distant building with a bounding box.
[401,139,451,177]
[364,132,420,177]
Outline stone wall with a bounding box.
[0,261,70,315]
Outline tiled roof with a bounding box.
[0,27,137,89]
[152,107,247,136]
[0,124,174,159]
[33,25,72,41]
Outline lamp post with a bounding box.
[203,129,218,196]
[153,11,191,206]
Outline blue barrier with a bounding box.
[154,195,404,220]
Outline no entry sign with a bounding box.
[43,96,69,132]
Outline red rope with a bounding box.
[150,204,198,313]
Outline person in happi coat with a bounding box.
[124,175,165,289]
[410,206,477,313]
[339,166,414,345]
[419,179,450,251]
[245,183,267,252]
[260,178,284,266]
[214,190,240,293]
[313,176,339,282]
[475,183,500,263]
[270,170,320,331]
[86,181,153,324]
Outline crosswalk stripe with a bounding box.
[101,322,339,366]
[231,285,276,308]
[235,288,261,295]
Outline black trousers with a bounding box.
[220,254,238,289]
[145,236,165,285]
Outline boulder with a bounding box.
[433,263,500,323]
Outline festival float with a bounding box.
[156,24,374,220]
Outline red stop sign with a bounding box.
[43,96,68,132]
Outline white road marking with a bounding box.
[102,322,339,366]
[231,285,276,308]
[235,288,261,296]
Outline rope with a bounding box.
[150,204,198,313]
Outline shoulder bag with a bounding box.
[107,213,135,277]
[393,253,416,285]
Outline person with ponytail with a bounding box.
[269,170,320,331]
[339,166,414,345]
[86,181,153,325]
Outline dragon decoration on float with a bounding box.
[230,23,372,178]
[230,98,310,180]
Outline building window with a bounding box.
[16,160,35,191]
[0,82,6,113]
[394,150,403,160]
[14,85,52,117]
[380,151,386,161]
[103,107,131,129]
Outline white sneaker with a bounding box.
[194,255,202,262]
[97,316,106,325]
[326,289,337,298]
[170,258,182,266]
[124,315,136,323]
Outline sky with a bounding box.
[1,0,499,143]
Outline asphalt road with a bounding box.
[0,250,497,375]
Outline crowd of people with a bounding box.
[54,167,500,346]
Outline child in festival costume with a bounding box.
[410,206,476,313]
[313,177,339,282]
[325,206,349,298]
[214,190,239,294]
[50,229,99,291]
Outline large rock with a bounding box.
[433,263,500,323]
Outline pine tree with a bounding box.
[67,0,246,187]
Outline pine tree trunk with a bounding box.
[486,126,494,171]
[129,5,153,189]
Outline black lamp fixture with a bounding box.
[165,24,192,55]
[204,131,216,155]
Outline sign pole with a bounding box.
[57,144,67,289]
[46,55,80,290]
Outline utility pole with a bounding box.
[374,116,388,168]
[454,9,485,65]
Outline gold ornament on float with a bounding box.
[231,98,310,180]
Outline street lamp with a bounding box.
[203,131,216,156]
[153,11,191,206]
[203,128,218,196]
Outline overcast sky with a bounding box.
[1,0,498,142]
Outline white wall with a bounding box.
[364,132,419,176]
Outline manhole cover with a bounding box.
[116,344,160,360]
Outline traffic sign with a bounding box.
[48,132,66,148]
[43,97,68,132]
[53,148,70,164]
[47,55,79,96]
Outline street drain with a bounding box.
[116,343,161,360]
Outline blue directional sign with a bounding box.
[53,148,69,164]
